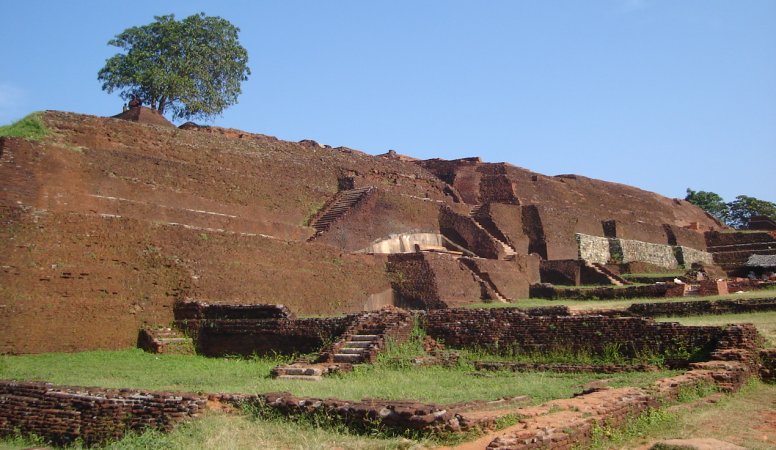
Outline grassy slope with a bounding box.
[0,113,48,140]
[591,380,776,450]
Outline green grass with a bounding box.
[0,113,48,140]
[656,311,776,346]
[0,348,673,405]
[589,380,776,450]
[0,411,421,450]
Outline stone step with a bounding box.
[275,374,323,382]
[339,348,366,354]
[156,337,191,344]
[343,341,372,349]
[276,366,324,376]
[351,334,379,341]
[333,353,364,363]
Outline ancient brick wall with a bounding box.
[705,231,776,247]
[439,206,502,259]
[422,309,723,357]
[539,259,581,285]
[626,297,776,317]
[487,203,530,254]
[478,174,518,204]
[386,253,448,309]
[0,381,205,446]
[538,206,605,260]
[607,220,670,246]
[464,255,540,299]
[760,349,776,382]
[194,316,356,357]
[529,283,680,300]
[668,225,708,250]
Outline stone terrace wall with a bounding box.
[0,381,205,446]
[386,253,482,309]
[422,309,723,357]
[439,206,503,259]
[679,246,714,266]
[577,234,611,264]
[577,233,713,269]
[627,297,776,317]
[193,316,356,357]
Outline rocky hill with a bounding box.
[0,110,721,353]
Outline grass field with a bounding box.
[0,348,673,405]
[0,343,675,449]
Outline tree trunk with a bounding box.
[158,96,167,114]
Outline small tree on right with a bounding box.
[726,195,776,229]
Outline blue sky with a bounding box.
[1,1,774,202]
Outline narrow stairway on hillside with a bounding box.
[308,186,375,240]
[585,261,631,286]
[469,204,517,260]
[459,257,510,303]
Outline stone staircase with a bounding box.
[330,332,382,364]
[587,262,631,286]
[308,186,375,239]
[271,308,413,381]
[469,204,517,260]
[460,257,510,302]
[137,327,194,355]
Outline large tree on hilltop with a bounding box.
[98,13,250,121]
[685,188,728,223]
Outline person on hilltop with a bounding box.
[128,95,142,109]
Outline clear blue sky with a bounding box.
[1,1,774,203]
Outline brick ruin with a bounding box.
[1,112,739,353]
[0,381,206,446]
[2,304,771,448]
[2,112,774,446]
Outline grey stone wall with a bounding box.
[576,234,713,270]
[680,246,714,266]
[619,239,679,268]
[576,234,610,264]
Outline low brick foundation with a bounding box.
[627,297,776,317]
[529,282,681,300]
[760,348,776,383]
[217,392,472,434]
[422,308,728,359]
[193,316,355,357]
[0,381,205,446]
[474,361,659,374]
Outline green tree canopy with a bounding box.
[726,195,776,229]
[685,188,728,223]
[98,13,250,121]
